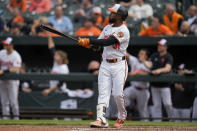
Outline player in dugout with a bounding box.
[77,4,130,128]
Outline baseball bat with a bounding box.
[40,24,100,51]
[40,24,78,42]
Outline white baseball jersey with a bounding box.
[128,4,153,19]
[98,24,130,59]
[50,62,69,91]
[0,49,22,83]
[128,55,150,88]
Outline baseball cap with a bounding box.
[93,7,102,15]
[108,4,121,13]
[2,37,13,45]
[157,39,167,46]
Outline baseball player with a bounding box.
[42,35,69,96]
[0,37,22,120]
[124,49,150,121]
[77,4,130,128]
[145,39,174,121]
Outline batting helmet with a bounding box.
[108,4,128,21]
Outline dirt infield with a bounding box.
[0,125,197,131]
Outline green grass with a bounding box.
[0,120,196,126]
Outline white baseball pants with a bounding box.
[124,86,150,120]
[173,108,191,122]
[151,87,173,121]
[0,81,19,119]
[192,97,197,122]
[98,60,128,120]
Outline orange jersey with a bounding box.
[9,0,27,12]
[39,32,60,37]
[12,16,24,23]
[139,24,173,37]
[75,26,101,37]
[95,16,103,26]
[163,12,184,34]
[102,16,109,28]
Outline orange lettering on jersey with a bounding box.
[118,32,124,38]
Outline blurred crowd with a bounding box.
[0,0,197,36]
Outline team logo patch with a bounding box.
[118,32,124,38]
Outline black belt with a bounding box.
[106,56,126,63]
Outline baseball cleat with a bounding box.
[90,120,109,128]
[114,119,125,128]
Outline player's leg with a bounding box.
[112,61,128,128]
[90,63,111,128]
[151,87,162,122]
[173,108,181,122]
[192,97,197,122]
[137,89,150,121]
[124,86,137,107]
[0,82,10,120]
[161,87,173,120]
[8,81,19,120]
[180,108,191,122]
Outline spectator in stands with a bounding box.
[74,0,93,23]
[8,0,27,13]
[163,4,184,34]
[102,16,110,28]
[128,0,153,21]
[29,0,51,14]
[92,7,103,29]
[117,0,136,7]
[39,23,60,37]
[8,8,24,28]
[31,16,59,37]
[190,20,197,36]
[0,37,22,120]
[172,64,195,122]
[186,5,197,25]
[145,39,174,121]
[48,5,73,33]
[7,8,33,35]
[31,16,48,35]
[177,21,193,36]
[51,0,62,8]
[42,35,69,96]
[10,22,23,36]
[139,16,173,37]
[75,17,101,37]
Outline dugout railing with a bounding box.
[0,73,197,121]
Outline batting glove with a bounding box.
[78,38,91,48]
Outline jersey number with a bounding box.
[113,43,120,50]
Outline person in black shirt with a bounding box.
[144,39,173,121]
[172,64,195,122]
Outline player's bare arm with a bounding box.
[152,64,172,75]
[143,61,153,69]
[48,34,55,49]
[9,67,21,73]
